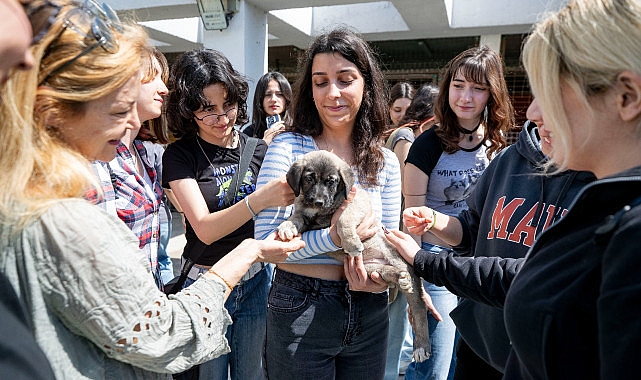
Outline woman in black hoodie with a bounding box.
[386,0,641,378]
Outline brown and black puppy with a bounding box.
[277,150,431,363]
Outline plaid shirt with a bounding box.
[88,141,163,277]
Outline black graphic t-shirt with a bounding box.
[163,133,267,265]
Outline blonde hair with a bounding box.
[0,1,148,225]
[523,0,641,171]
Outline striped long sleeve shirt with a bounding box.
[254,132,402,265]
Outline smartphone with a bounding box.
[266,114,281,129]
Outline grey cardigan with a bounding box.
[0,199,231,379]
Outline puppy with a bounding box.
[276,150,431,362]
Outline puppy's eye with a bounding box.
[325,178,336,186]
[303,173,315,183]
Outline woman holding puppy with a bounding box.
[254,28,402,379]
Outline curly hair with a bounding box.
[434,46,515,159]
[166,49,249,139]
[289,28,388,187]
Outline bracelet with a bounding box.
[245,196,258,220]
[208,270,233,291]
[427,209,437,231]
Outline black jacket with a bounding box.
[415,165,641,379]
[415,122,595,371]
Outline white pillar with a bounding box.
[479,34,502,54]
[200,1,268,124]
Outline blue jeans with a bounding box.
[184,265,270,380]
[384,291,414,379]
[157,210,174,285]
[264,268,389,380]
[405,243,458,380]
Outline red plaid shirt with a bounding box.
[88,141,163,276]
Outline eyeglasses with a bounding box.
[39,0,122,84]
[24,0,61,44]
[194,107,238,126]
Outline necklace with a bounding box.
[459,123,482,142]
[196,131,239,170]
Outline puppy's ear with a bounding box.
[286,159,305,197]
[338,163,356,200]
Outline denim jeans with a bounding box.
[384,291,414,380]
[157,213,174,285]
[183,265,270,380]
[405,243,458,380]
[264,268,389,380]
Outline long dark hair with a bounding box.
[435,45,514,158]
[249,72,292,138]
[290,28,388,187]
[166,49,249,139]
[383,83,439,141]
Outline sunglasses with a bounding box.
[24,0,60,44]
[37,0,123,84]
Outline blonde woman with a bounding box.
[0,2,303,379]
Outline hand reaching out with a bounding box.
[403,206,437,235]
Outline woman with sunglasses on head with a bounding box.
[88,46,173,289]
[244,71,292,145]
[162,49,296,380]
[402,46,515,380]
[0,2,304,379]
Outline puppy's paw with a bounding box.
[398,271,412,291]
[277,221,298,241]
[343,241,364,257]
[413,347,431,362]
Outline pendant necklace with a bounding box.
[196,131,239,171]
[459,124,481,142]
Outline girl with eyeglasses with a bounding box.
[0,2,304,379]
[162,48,296,380]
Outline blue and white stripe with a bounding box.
[255,132,401,265]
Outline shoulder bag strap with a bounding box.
[173,137,260,291]
[222,137,259,207]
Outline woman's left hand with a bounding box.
[344,255,388,292]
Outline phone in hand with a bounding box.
[266,114,281,129]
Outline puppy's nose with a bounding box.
[314,200,324,207]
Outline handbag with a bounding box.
[163,137,259,295]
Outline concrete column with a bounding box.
[479,34,502,55]
[200,1,268,123]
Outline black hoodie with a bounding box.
[414,121,595,372]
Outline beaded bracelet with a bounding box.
[426,209,437,231]
[208,270,233,291]
[244,196,258,220]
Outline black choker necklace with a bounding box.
[459,124,481,142]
